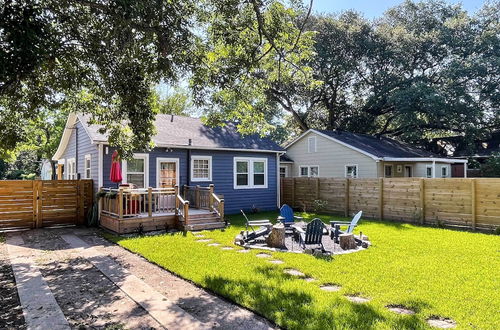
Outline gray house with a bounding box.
[280,129,467,179]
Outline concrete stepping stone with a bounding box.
[256,253,272,258]
[221,246,234,250]
[304,277,316,282]
[268,259,284,264]
[386,305,415,315]
[283,269,305,277]
[193,234,204,238]
[320,284,341,292]
[427,317,456,328]
[345,295,370,303]
[237,249,251,253]
[207,243,220,246]
[196,239,212,243]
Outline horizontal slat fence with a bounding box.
[281,177,500,230]
[0,180,93,231]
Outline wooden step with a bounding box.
[188,212,218,219]
[185,217,222,224]
[184,222,226,231]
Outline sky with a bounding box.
[310,0,487,18]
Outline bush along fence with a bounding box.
[281,177,500,231]
[0,180,93,231]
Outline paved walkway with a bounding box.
[4,228,274,330]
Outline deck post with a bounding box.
[220,199,225,222]
[184,201,190,225]
[209,184,214,211]
[148,187,153,218]
[195,185,200,208]
[118,188,123,219]
[174,185,179,215]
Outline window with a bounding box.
[234,157,268,189]
[191,156,212,181]
[300,165,319,177]
[84,154,91,179]
[426,165,433,178]
[123,154,149,188]
[279,166,287,178]
[66,158,76,179]
[384,165,393,178]
[308,136,316,153]
[441,166,448,178]
[345,164,358,178]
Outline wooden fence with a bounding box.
[281,177,500,230]
[0,180,93,231]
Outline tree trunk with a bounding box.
[266,223,286,249]
[339,233,357,250]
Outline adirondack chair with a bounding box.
[330,211,362,243]
[278,204,303,228]
[241,210,272,240]
[295,218,325,252]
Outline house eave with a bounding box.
[382,157,468,164]
[97,141,284,153]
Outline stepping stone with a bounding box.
[304,277,316,282]
[283,269,305,277]
[268,259,284,264]
[427,317,456,328]
[320,284,341,292]
[345,295,370,303]
[193,234,204,238]
[221,246,234,250]
[237,249,251,253]
[207,243,220,246]
[256,253,272,258]
[196,239,212,243]
[386,305,415,315]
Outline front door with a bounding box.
[158,161,178,187]
[404,165,412,177]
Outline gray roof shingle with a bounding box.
[78,114,284,152]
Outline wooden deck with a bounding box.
[99,185,225,234]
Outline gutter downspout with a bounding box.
[187,139,192,187]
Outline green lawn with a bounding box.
[104,212,500,329]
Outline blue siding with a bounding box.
[101,147,278,214]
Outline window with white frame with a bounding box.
[234,157,267,189]
[191,156,212,181]
[384,165,393,178]
[279,166,287,178]
[426,166,433,178]
[441,166,448,178]
[84,154,91,179]
[66,158,76,179]
[124,154,148,188]
[300,165,319,177]
[308,136,317,153]
[345,164,358,178]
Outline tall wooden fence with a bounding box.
[281,177,500,230]
[0,180,93,231]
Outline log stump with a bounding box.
[339,233,357,250]
[266,223,286,249]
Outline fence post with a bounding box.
[32,181,38,229]
[378,178,384,220]
[471,178,476,230]
[184,201,190,226]
[77,180,85,225]
[344,178,350,217]
[291,178,296,208]
[209,184,214,211]
[420,178,425,224]
[148,187,153,218]
[118,188,124,219]
[36,181,43,228]
[315,178,320,200]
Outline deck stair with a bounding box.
[180,209,225,231]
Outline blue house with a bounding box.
[52,113,284,232]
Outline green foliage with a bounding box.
[0,151,40,180]
[106,211,500,329]
[480,153,500,177]
[151,88,194,116]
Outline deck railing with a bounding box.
[100,184,224,225]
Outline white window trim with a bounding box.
[66,158,76,180]
[426,165,433,178]
[384,164,393,178]
[233,157,268,189]
[279,166,288,178]
[122,153,149,188]
[84,154,92,179]
[299,165,319,177]
[345,164,358,178]
[190,156,212,182]
[441,165,448,178]
[156,157,180,187]
[308,136,317,153]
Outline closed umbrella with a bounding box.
[110,150,122,187]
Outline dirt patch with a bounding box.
[0,236,26,330]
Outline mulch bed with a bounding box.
[0,236,26,330]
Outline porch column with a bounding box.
[464,162,468,178]
[432,160,436,178]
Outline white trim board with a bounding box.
[190,156,212,182]
[233,157,268,189]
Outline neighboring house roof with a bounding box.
[280,154,294,163]
[53,113,284,160]
[285,129,467,164]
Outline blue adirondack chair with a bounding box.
[278,204,303,227]
[295,218,325,251]
[330,211,362,243]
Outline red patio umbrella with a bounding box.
[110,150,122,186]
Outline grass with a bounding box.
[104,212,500,329]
